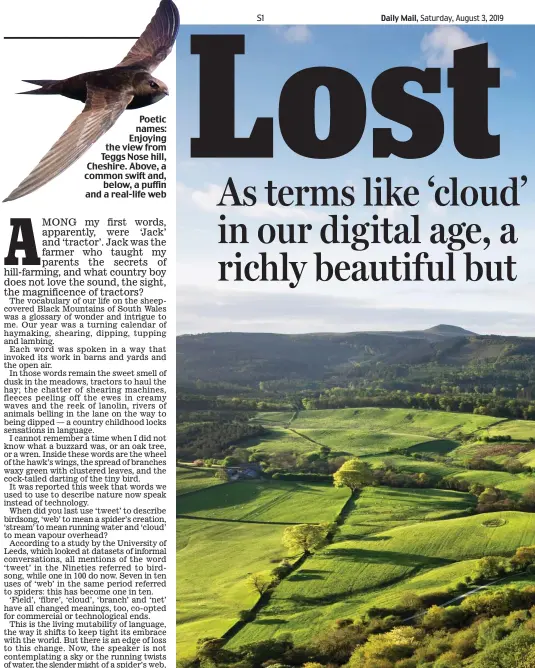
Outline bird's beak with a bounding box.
[164,90,169,96]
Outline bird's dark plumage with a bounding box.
[4,0,179,203]
[116,0,179,72]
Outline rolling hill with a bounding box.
[176,326,535,392]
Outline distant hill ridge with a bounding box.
[176,325,535,389]
[424,324,476,336]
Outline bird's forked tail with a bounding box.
[18,79,61,95]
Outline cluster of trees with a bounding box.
[200,440,535,517]
[473,546,535,580]
[373,467,436,489]
[302,455,535,516]
[246,446,348,477]
[186,580,535,668]
[302,387,535,420]
[204,442,535,517]
[465,455,530,475]
[176,412,266,461]
[244,524,337,603]
[344,356,535,398]
[333,458,440,494]
[439,478,535,513]
[191,445,348,478]
[177,391,290,412]
[238,450,440,490]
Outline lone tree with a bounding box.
[282,522,334,556]
[214,468,230,482]
[248,574,273,596]
[333,458,374,494]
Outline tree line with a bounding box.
[302,387,535,420]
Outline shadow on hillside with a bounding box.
[176,479,330,517]
[288,569,328,582]
[288,590,358,606]
[345,535,391,542]
[240,430,290,448]
[407,439,460,455]
[326,547,453,569]
[349,488,473,513]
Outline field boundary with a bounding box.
[176,514,301,526]
[176,480,231,500]
[220,489,359,645]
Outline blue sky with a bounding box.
[176,25,535,335]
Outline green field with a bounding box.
[230,510,535,646]
[406,439,460,455]
[293,429,429,456]
[177,480,351,656]
[178,407,535,657]
[177,480,350,524]
[249,408,503,462]
[447,469,535,495]
[176,466,223,496]
[257,408,499,438]
[249,426,430,458]
[177,518,287,656]
[362,454,461,478]
[485,419,535,441]
[341,487,475,537]
[520,450,535,466]
[246,426,317,454]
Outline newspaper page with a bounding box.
[1,2,176,668]
[3,3,535,668]
[174,3,535,668]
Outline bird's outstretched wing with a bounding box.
[116,0,179,72]
[3,85,132,202]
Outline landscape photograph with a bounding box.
[176,325,535,668]
[175,22,535,668]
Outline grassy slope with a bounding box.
[362,454,460,478]
[246,426,317,454]
[177,481,350,656]
[250,427,430,458]
[176,467,223,496]
[251,408,502,461]
[341,487,476,537]
[177,408,535,655]
[258,408,499,437]
[291,429,428,456]
[520,450,535,466]
[447,469,535,495]
[230,509,535,647]
[486,420,535,440]
[177,518,287,657]
[177,480,350,524]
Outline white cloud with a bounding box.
[178,182,324,222]
[421,26,501,69]
[175,284,535,336]
[274,25,313,44]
